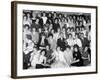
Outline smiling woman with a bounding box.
[11,1,97,78]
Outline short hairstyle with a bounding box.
[24,24,30,29]
[66,45,71,49]
[68,33,72,37]
[40,49,46,56]
[26,34,32,40]
[48,33,53,38]
[73,44,79,50]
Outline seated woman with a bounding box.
[45,45,53,65]
[51,46,67,68]
[23,34,34,69]
[82,45,91,66]
[64,45,73,67]
[30,47,40,69]
[37,33,48,50]
[36,49,50,69]
[71,44,83,67]
[57,32,66,51]
[48,33,57,51]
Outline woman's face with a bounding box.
[49,13,51,17]
[44,27,48,30]
[29,28,31,32]
[69,34,72,39]
[25,26,28,30]
[57,47,60,51]
[75,35,78,38]
[43,13,46,16]
[49,36,53,40]
[62,28,66,32]
[36,19,39,23]
[46,46,49,50]
[55,19,57,23]
[32,28,36,32]
[84,47,88,52]
[42,35,45,39]
[32,13,36,18]
[49,24,53,29]
[27,13,30,18]
[38,13,41,17]
[59,14,62,18]
[66,48,70,52]
[67,28,70,32]
[51,29,54,34]
[41,51,45,56]
[57,28,60,33]
[23,16,27,21]
[74,47,78,52]
[38,28,42,33]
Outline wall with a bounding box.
[0,0,99,80]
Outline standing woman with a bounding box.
[27,13,32,25]
[42,12,47,25]
[71,44,83,66]
[23,15,31,27]
[32,27,39,44]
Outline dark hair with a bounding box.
[33,46,38,51]
[73,44,79,51]
[66,45,71,49]
[40,49,46,56]
[75,33,79,37]
[23,15,27,19]
[26,34,32,40]
[48,33,53,38]
[75,27,80,31]
[89,25,91,31]
[68,33,72,37]
[24,24,30,29]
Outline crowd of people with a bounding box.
[23,10,91,69]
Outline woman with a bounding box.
[30,47,40,69]
[51,46,67,68]
[36,49,50,68]
[48,23,53,33]
[23,15,31,27]
[82,46,91,66]
[48,33,57,51]
[45,45,53,65]
[64,45,73,66]
[37,34,48,50]
[62,27,67,39]
[71,45,83,66]
[53,28,61,42]
[23,25,32,44]
[27,13,32,25]
[32,27,39,44]
[23,35,34,69]
[66,34,74,48]
[53,18,60,33]
[44,25,49,38]
[42,12,47,25]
